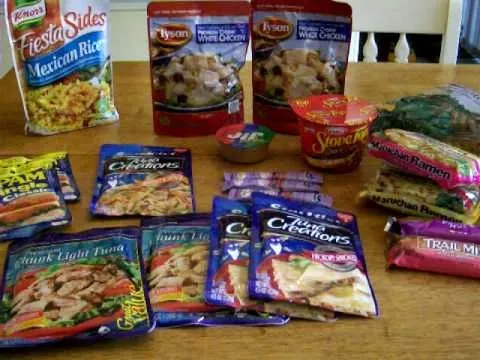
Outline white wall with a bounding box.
[1,12,13,78]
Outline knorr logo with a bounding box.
[156,24,192,47]
[12,0,46,30]
[256,17,293,40]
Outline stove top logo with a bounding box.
[12,0,46,30]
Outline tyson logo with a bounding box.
[255,17,293,40]
[156,23,192,47]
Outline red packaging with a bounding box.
[290,95,377,172]
[147,1,250,137]
[252,0,352,134]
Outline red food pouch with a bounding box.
[252,0,352,134]
[147,1,250,137]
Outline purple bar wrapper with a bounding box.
[386,218,480,243]
[224,172,324,185]
[227,188,333,207]
[223,179,322,192]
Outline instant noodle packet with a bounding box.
[385,218,480,279]
[249,193,379,318]
[206,197,335,321]
[148,1,250,137]
[369,129,480,189]
[0,164,71,241]
[5,0,118,135]
[227,188,333,207]
[142,214,288,327]
[90,144,194,217]
[224,171,324,185]
[358,167,480,224]
[252,0,352,134]
[0,227,153,348]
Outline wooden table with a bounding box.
[0,63,479,360]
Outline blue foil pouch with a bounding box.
[0,167,71,241]
[141,214,288,327]
[90,144,195,217]
[249,193,379,318]
[0,227,154,348]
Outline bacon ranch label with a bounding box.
[11,0,46,30]
[156,23,192,46]
[255,16,293,40]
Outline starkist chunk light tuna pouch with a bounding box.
[5,0,118,135]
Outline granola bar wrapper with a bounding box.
[224,172,324,185]
[227,188,333,207]
[223,180,322,193]
[141,214,288,327]
[385,218,480,279]
[5,0,118,135]
[206,197,335,321]
[249,192,379,318]
[368,129,480,189]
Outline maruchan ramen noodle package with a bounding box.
[90,144,194,217]
[141,214,288,327]
[385,218,480,279]
[147,1,250,137]
[252,0,352,134]
[358,167,480,224]
[369,129,480,189]
[0,164,71,241]
[5,0,118,135]
[0,227,153,348]
[249,193,379,318]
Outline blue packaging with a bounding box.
[249,193,379,318]
[0,227,154,348]
[90,144,195,217]
[141,213,288,327]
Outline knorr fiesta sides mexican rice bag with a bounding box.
[5,0,118,135]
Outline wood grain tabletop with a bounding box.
[0,63,479,360]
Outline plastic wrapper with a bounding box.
[0,227,153,348]
[385,218,480,279]
[358,167,480,224]
[141,214,288,327]
[227,188,333,207]
[249,192,379,318]
[90,144,194,217]
[223,179,322,193]
[224,172,324,185]
[368,129,480,189]
[205,197,335,321]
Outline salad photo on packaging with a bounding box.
[252,0,352,134]
[148,1,250,137]
[249,193,379,318]
[90,144,194,217]
[0,228,153,348]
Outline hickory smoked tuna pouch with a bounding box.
[0,227,153,348]
[148,1,250,137]
[5,0,118,135]
[252,0,352,134]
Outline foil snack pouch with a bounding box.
[252,0,352,134]
[5,0,118,135]
[148,1,250,137]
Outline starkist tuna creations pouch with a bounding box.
[142,214,288,327]
[252,0,352,134]
[90,144,194,217]
[5,0,118,135]
[0,227,153,348]
[0,164,71,241]
[206,197,335,321]
[249,193,379,318]
[148,1,250,137]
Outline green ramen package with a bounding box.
[250,193,379,318]
[148,1,250,137]
[373,84,480,154]
[5,0,118,135]
[252,0,352,134]
[90,144,194,217]
[0,228,153,348]
[206,197,335,321]
[358,167,480,224]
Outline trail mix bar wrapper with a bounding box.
[249,192,379,318]
[228,188,333,207]
[205,197,335,321]
[385,218,480,279]
[224,172,324,185]
[141,214,288,327]
[0,227,154,348]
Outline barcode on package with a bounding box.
[228,99,240,114]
